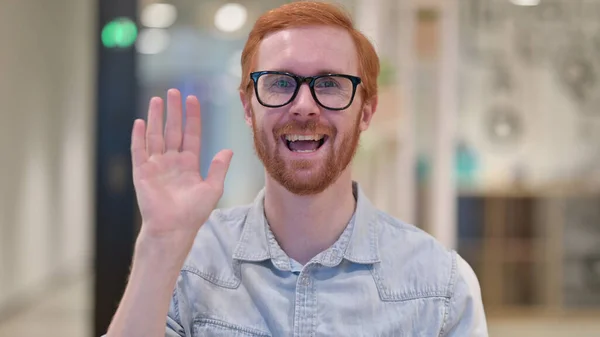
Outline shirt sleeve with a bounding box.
[165,274,191,337]
[99,300,186,337]
[165,315,186,336]
[99,320,183,337]
[439,254,489,337]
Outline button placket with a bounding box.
[293,264,316,337]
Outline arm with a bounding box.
[103,242,187,337]
[105,234,189,337]
[104,89,232,337]
[439,255,488,337]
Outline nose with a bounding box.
[289,83,320,119]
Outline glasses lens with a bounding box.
[313,76,354,109]
[256,73,297,106]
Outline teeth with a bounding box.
[284,134,324,141]
[294,149,316,153]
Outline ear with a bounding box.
[359,95,378,131]
[239,89,253,127]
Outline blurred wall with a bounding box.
[455,5,600,190]
[0,0,95,315]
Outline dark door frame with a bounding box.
[94,0,139,335]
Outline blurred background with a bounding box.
[1,0,599,336]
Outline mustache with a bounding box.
[273,120,335,138]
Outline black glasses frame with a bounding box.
[250,70,362,111]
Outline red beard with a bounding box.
[251,111,362,195]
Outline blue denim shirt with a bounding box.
[163,182,487,336]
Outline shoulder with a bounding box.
[376,212,482,289]
[179,204,251,282]
[439,246,488,335]
[371,211,459,300]
[197,204,253,247]
[375,210,454,269]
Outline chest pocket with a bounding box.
[192,318,272,337]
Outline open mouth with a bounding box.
[282,134,328,153]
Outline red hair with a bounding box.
[239,1,380,103]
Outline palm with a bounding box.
[135,152,205,234]
[131,89,233,238]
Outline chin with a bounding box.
[286,167,324,180]
[278,165,342,195]
[281,180,331,196]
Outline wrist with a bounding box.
[134,228,195,268]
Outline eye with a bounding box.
[266,76,295,89]
[315,78,340,88]
[274,79,292,88]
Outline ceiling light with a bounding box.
[510,0,541,6]
[136,28,170,54]
[214,3,247,33]
[141,3,177,28]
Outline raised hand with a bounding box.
[130,89,233,242]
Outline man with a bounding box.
[105,2,487,336]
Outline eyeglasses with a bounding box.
[250,71,362,111]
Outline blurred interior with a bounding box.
[1,0,599,336]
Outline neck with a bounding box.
[263,169,356,265]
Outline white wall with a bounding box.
[0,0,95,313]
[457,21,600,190]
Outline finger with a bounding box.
[146,97,165,156]
[165,89,183,152]
[131,119,148,167]
[182,95,202,157]
[206,150,234,190]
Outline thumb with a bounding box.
[206,149,234,189]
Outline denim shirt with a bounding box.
[162,182,487,336]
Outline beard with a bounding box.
[251,110,362,195]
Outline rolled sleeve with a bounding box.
[165,315,185,337]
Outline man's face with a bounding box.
[241,26,376,195]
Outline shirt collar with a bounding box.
[232,181,381,268]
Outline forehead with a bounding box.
[256,25,358,76]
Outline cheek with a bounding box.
[251,107,289,134]
[336,111,363,134]
[252,116,275,141]
[249,103,265,129]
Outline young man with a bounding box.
[106,2,487,336]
